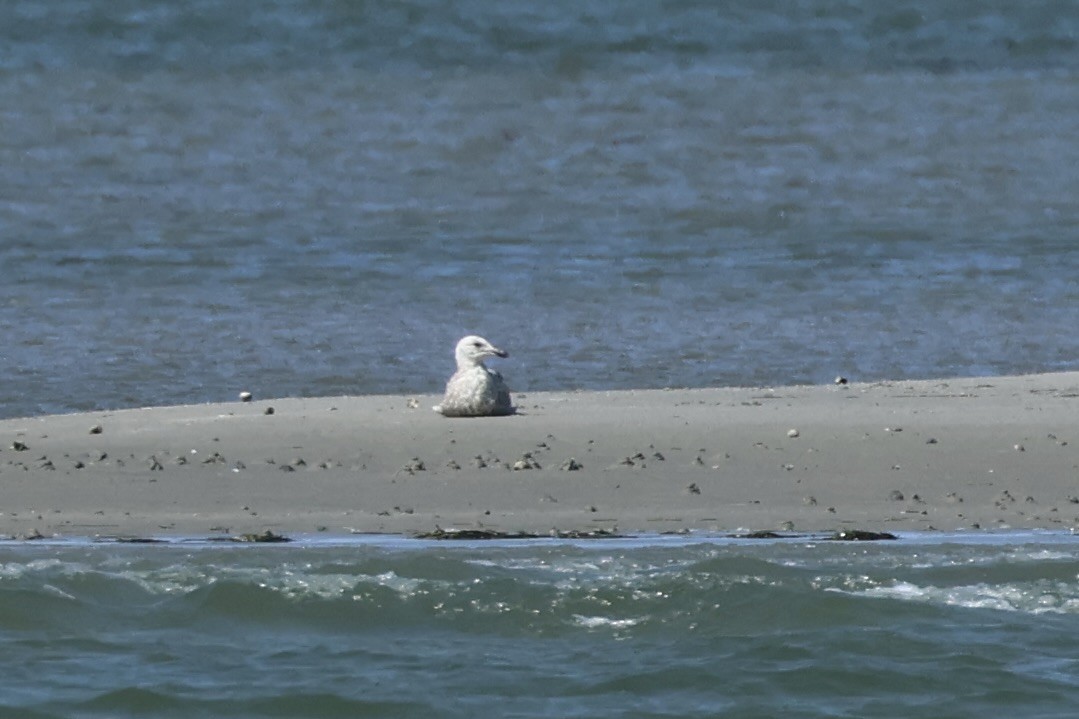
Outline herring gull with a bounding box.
[433,335,514,417]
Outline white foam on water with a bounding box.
[852,580,1079,615]
[572,614,643,630]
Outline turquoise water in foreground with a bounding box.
[2,533,1078,718]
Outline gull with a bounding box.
[433,335,514,417]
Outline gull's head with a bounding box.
[454,335,508,367]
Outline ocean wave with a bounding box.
[855,579,1079,615]
[2,540,1079,717]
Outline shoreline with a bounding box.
[2,372,1078,541]
[3,528,1077,548]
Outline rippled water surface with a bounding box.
[2,533,1079,718]
[4,6,1079,715]
[2,1,1078,419]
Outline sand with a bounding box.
[1,373,1078,540]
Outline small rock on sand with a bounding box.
[513,453,541,471]
[402,458,426,473]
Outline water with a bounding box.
[1,1,1078,419]
[2,7,1078,711]
[1,533,1078,718]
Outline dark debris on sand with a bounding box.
[414,527,626,540]
[729,529,899,541]
[828,529,898,541]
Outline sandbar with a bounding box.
[1,373,1078,540]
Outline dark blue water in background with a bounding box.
[2,0,1077,419]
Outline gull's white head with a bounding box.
[454,335,508,368]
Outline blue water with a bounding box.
[2,533,1078,718]
[2,0,1078,420]
[2,5,1079,714]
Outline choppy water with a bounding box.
[5,6,1079,715]
[0,533,1077,718]
[2,1,1079,419]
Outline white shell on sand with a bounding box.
[433,335,514,417]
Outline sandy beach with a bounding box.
[1,372,1078,540]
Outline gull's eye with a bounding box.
[473,341,483,347]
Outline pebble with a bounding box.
[787,429,799,438]
[402,458,426,473]
[239,391,253,402]
[559,458,583,471]
[513,453,541,471]
[89,424,103,435]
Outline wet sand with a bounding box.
[2,373,1078,540]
